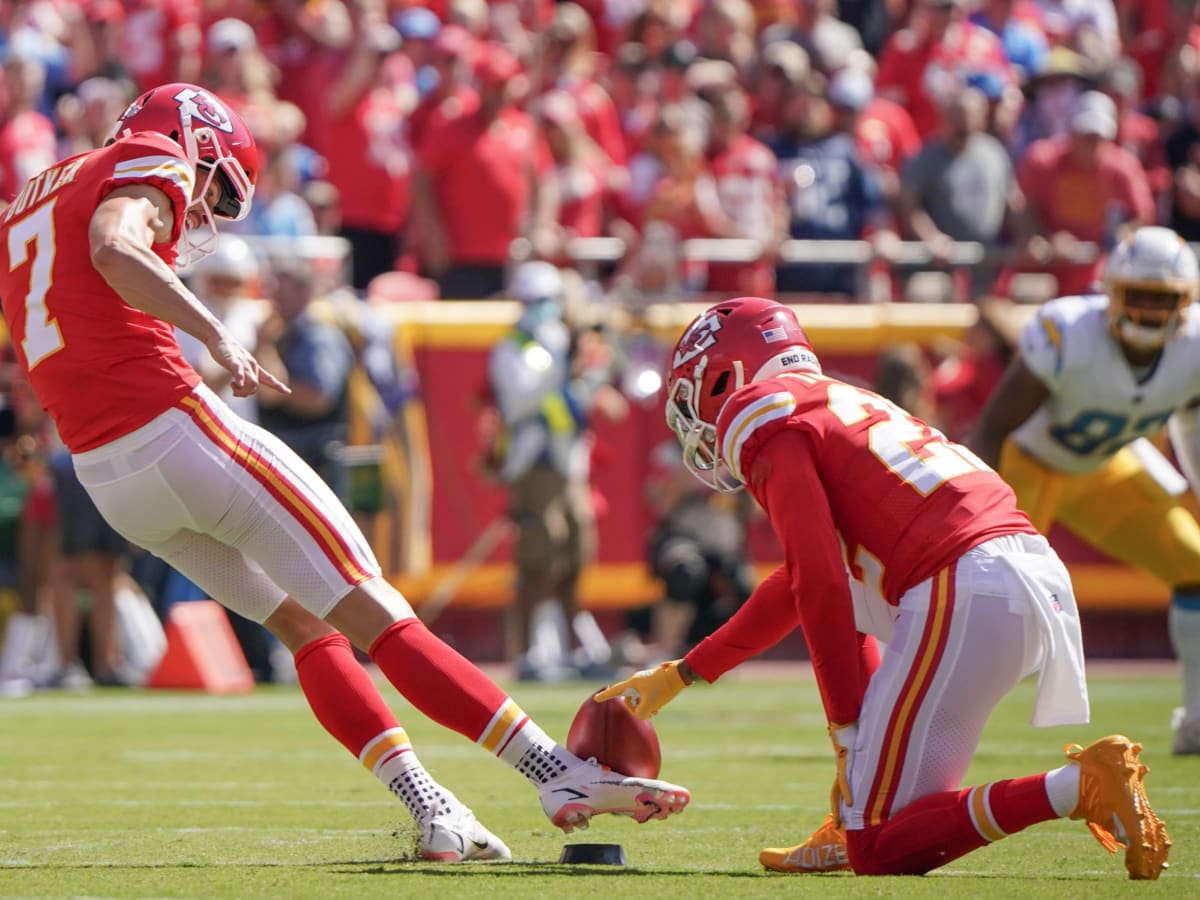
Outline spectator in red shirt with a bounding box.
[1116,0,1173,101]
[1011,90,1156,296]
[536,90,613,266]
[609,104,704,248]
[631,111,718,294]
[116,0,204,92]
[537,3,628,167]
[406,25,480,154]
[411,43,554,298]
[876,0,1012,138]
[0,54,57,207]
[702,85,788,296]
[603,41,658,159]
[575,0,644,58]
[829,60,921,202]
[199,16,278,117]
[257,0,351,147]
[316,16,413,290]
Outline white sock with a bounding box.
[0,612,50,680]
[1043,764,1081,818]
[362,727,452,821]
[1169,600,1200,721]
[487,703,575,786]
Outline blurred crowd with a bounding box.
[4,0,1200,685]
[0,0,1195,304]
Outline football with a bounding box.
[566,690,662,778]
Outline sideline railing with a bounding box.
[233,233,1112,306]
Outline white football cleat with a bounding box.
[419,800,511,862]
[1170,708,1200,755]
[538,757,691,833]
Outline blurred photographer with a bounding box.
[637,435,755,658]
[485,262,623,679]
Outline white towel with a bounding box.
[995,537,1090,727]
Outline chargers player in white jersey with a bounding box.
[971,225,1200,754]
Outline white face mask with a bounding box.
[665,378,743,493]
[178,165,223,268]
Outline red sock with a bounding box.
[847,775,1055,876]
[369,618,509,741]
[983,774,1057,835]
[295,633,400,756]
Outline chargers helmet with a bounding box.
[1103,226,1198,351]
[666,296,820,490]
[114,83,258,264]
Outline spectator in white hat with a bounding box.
[1010,89,1155,296]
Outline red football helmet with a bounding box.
[113,83,257,263]
[666,296,820,490]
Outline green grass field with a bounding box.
[0,662,1195,899]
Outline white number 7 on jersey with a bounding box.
[7,201,63,369]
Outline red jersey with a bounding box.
[705,134,781,295]
[417,107,547,265]
[0,134,201,453]
[319,87,412,233]
[722,373,1033,602]
[685,372,1033,722]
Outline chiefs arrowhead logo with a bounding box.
[173,87,234,134]
[673,312,722,368]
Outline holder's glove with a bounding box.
[829,721,857,827]
[594,660,689,719]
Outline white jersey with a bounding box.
[1013,294,1200,474]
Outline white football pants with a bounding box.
[843,532,1089,830]
[72,385,381,623]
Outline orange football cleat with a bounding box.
[1066,734,1170,880]
[760,813,851,873]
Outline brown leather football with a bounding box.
[566,691,662,778]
